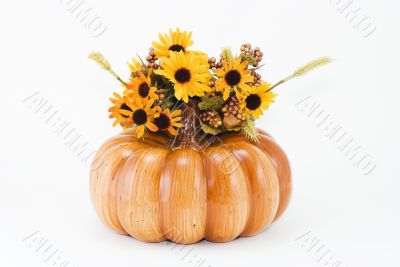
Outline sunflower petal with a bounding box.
[146,121,158,132]
[136,125,145,138]
[223,87,231,100]
[170,109,182,117]
[167,126,178,136]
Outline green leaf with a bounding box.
[160,101,173,110]
[198,96,225,110]
[201,123,222,135]
[241,54,256,65]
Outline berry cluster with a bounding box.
[146,47,159,69]
[240,43,264,67]
[200,110,223,128]
[221,96,246,121]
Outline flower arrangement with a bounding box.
[89,28,331,142]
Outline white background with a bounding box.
[1,0,399,266]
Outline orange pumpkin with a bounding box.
[90,128,291,244]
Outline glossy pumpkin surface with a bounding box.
[90,129,291,244]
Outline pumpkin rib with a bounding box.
[90,141,124,228]
[219,132,292,221]
[91,132,171,239]
[91,139,145,176]
[90,139,152,203]
[95,135,139,157]
[257,129,274,139]
[225,141,280,236]
[91,144,128,234]
[90,133,149,182]
[101,143,147,234]
[90,139,134,193]
[90,142,149,234]
[256,134,292,221]
[120,129,171,147]
[202,146,250,242]
[159,149,207,244]
[116,147,169,242]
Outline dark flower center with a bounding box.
[138,82,150,98]
[120,103,132,118]
[169,44,185,52]
[154,113,171,130]
[245,94,262,110]
[225,70,241,86]
[132,109,147,125]
[174,68,191,83]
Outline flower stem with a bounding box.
[169,100,201,149]
[267,57,332,92]
[110,70,127,86]
[89,51,128,86]
[267,74,294,92]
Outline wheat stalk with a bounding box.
[221,47,233,62]
[267,57,332,92]
[88,52,127,85]
[293,57,333,77]
[242,116,260,142]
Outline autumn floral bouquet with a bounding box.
[89,28,331,143]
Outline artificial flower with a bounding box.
[119,98,158,138]
[155,51,212,102]
[154,107,184,135]
[215,57,254,100]
[152,28,194,58]
[108,92,132,127]
[240,82,276,119]
[125,69,159,101]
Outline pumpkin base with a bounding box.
[90,129,291,244]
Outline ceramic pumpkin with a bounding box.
[90,128,291,244]
[88,28,329,245]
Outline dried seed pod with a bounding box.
[200,110,223,128]
[240,43,264,67]
[204,80,220,98]
[222,96,247,122]
[249,70,262,87]
[145,47,159,69]
[208,57,217,69]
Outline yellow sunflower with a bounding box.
[152,28,194,58]
[215,57,254,100]
[154,51,212,103]
[154,106,184,136]
[125,69,159,101]
[108,92,132,127]
[118,98,158,138]
[240,82,277,119]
